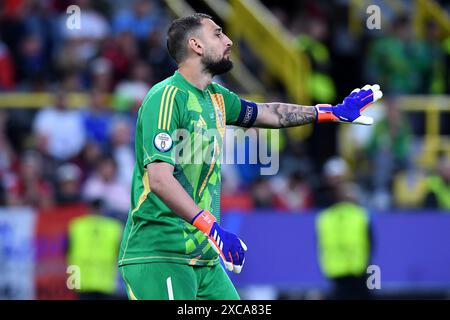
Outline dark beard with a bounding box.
[202,56,233,76]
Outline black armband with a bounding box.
[236,99,258,127]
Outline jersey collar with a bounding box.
[174,70,211,96]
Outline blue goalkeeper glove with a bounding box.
[192,209,247,274]
[315,84,383,125]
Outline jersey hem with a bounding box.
[118,255,220,267]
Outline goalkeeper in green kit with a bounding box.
[118,13,383,300]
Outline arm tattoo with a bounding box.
[256,102,317,128]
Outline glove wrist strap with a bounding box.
[191,209,216,235]
[315,104,339,123]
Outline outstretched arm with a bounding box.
[253,103,317,128]
[251,84,383,128]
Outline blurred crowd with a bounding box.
[257,0,450,212]
[0,0,177,222]
[0,0,449,221]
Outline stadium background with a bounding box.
[0,0,449,300]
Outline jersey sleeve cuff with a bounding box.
[143,154,175,168]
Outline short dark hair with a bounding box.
[167,13,212,64]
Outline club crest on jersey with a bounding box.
[154,132,173,152]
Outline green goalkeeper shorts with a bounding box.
[119,262,240,300]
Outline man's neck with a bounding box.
[178,62,212,91]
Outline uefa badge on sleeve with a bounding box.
[154,132,173,152]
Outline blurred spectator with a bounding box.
[444,36,450,95]
[113,60,151,113]
[221,163,241,196]
[0,40,16,90]
[89,57,114,92]
[112,0,159,40]
[365,14,430,95]
[230,128,271,188]
[21,0,56,69]
[61,70,84,92]
[67,199,123,300]
[250,177,276,209]
[220,161,254,212]
[422,21,447,94]
[279,139,313,180]
[366,98,412,209]
[82,89,113,150]
[0,0,27,78]
[221,166,254,212]
[328,2,364,100]
[392,167,428,209]
[6,150,54,208]
[17,34,48,86]
[273,171,314,211]
[55,38,88,76]
[424,156,450,210]
[33,90,86,162]
[76,141,104,182]
[82,156,130,221]
[0,111,16,205]
[55,163,83,205]
[270,6,290,27]
[314,156,351,208]
[57,0,110,81]
[291,14,336,103]
[315,182,373,300]
[142,27,177,82]
[59,0,110,42]
[101,31,139,85]
[220,190,254,213]
[109,117,134,187]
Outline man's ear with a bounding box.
[188,38,203,56]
